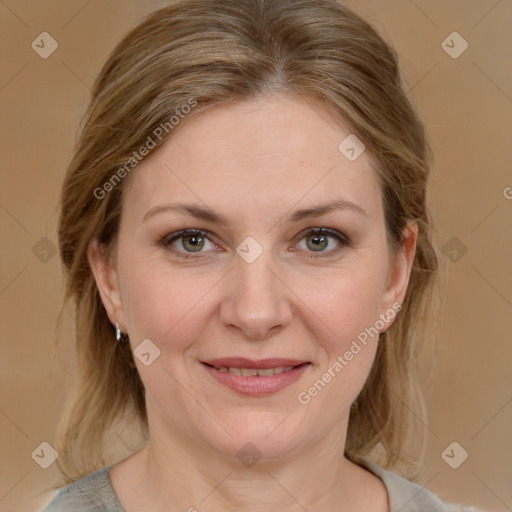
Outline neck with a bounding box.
[127,415,378,511]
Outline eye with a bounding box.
[162,229,219,258]
[295,227,349,258]
[161,227,349,260]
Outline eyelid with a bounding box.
[295,227,349,245]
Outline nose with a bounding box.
[220,250,293,341]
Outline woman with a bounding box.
[42,0,477,510]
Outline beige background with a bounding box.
[1,1,511,511]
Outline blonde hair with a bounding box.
[55,0,439,486]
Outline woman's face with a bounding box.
[91,94,416,462]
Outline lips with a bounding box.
[201,357,308,369]
[200,357,311,396]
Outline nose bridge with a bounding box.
[220,242,292,339]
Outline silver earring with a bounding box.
[115,321,123,342]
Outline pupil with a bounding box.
[308,234,327,251]
[183,234,203,252]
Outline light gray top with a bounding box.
[41,458,477,511]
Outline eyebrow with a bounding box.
[142,198,368,225]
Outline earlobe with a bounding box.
[87,237,125,329]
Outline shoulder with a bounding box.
[40,466,125,512]
[356,458,480,512]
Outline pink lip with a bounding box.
[202,357,308,369]
[201,361,311,396]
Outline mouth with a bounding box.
[200,358,311,395]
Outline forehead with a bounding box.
[122,94,383,224]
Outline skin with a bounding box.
[88,94,417,512]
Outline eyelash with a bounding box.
[161,227,350,260]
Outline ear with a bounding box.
[379,221,418,329]
[87,237,126,331]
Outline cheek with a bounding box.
[119,258,215,348]
[292,258,389,351]
[294,268,385,418]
